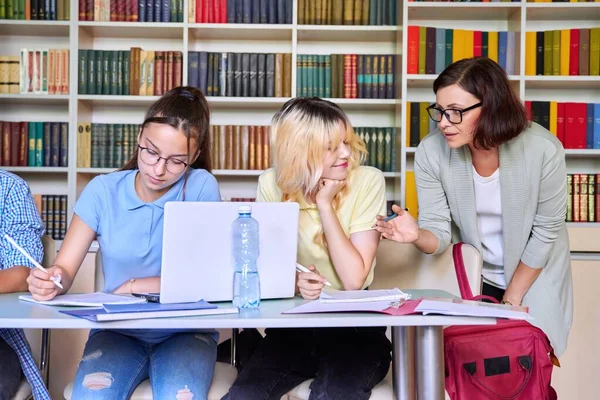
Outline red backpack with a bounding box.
[444,243,558,400]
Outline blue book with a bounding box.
[60,301,238,322]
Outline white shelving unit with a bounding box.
[1,0,599,228]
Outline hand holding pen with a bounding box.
[373,205,420,244]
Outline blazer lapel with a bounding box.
[450,146,482,255]
[499,135,527,270]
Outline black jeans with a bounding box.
[482,282,506,303]
[222,327,392,400]
[0,337,23,400]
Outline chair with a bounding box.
[285,240,483,400]
[63,249,239,400]
[12,235,56,400]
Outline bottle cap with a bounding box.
[238,205,252,214]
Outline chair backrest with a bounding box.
[370,240,483,297]
[94,249,104,292]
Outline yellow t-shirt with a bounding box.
[256,166,387,290]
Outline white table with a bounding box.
[0,290,495,400]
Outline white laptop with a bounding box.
[159,201,300,304]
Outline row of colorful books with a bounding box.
[188,52,292,98]
[297,54,396,99]
[34,194,67,241]
[189,0,292,24]
[0,121,68,167]
[0,50,70,95]
[0,0,70,20]
[525,29,600,77]
[526,101,600,150]
[78,49,183,96]
[79,0,184,22]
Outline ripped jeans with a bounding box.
[71,330,217,400]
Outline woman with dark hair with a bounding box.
[27,87,221,399]
[376,57,573,358]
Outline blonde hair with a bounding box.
[270,97,367,247]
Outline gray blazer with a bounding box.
[415,122,573,356]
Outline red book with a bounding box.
[525,101,532,121]
[564,102,587,149]
[218,0,227,23]
[407,26,419,75]
[196,0,204,22]
[557,102,565,146]
[569,29,579,76]
[473,31,482,57]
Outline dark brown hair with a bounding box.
[120,86,212,172]
[433,57,529,150]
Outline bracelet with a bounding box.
[501,300,513,306]
[129,278,136,294]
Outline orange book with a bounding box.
[463,30,474,59]
[560,29,570,76]
[525,32,537,76]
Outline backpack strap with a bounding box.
[452,242,499,304]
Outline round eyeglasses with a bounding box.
[138,145,188,174]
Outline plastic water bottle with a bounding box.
[232,205,261,309]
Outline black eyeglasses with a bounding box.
[137,145,188,174]
[426,102,482,124]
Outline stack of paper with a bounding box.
[319,288,411,304]
[415,298,531,320]
[283,288,411,315]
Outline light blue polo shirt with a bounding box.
[74,168,221,343]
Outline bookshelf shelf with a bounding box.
[525,3,600,22]
[407,3,522,21]
[78,21,185,39]
[207,97,292,108]
[567,222,600,228]
[565,150,600,157]
[189,24,293,41]
[0,94,70,105]
[297,25,399,43]
[327,98,400,110]
[524,76,600,90]
[77,95,161,105]
[77,168,115,174]
[3,167,69,173]
[0,20,70,36]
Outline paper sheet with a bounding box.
[319,288,410,303]
[19,292,148,307]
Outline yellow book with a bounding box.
[139,50,147,96]
[453,30,465,62]
[419,26,427,74]
[591,28,600,76]
[146,51,155,96]
[405,170,418,220]
[525,32,537,76]
[77,123,84,168]
[419,102,429,141]
[488,31,499,63]
[463,30,474,59]
[552,30,560,76]
[560,29,570,76]
[405,102,411,148]
[549,102,558,136]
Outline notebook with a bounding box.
[19,293,148,307]
[60,302,239,322]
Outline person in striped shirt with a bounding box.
[0,168,50,400]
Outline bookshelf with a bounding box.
[1,0,599,237]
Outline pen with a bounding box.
[4,234,63,289]
[371,208,409,228]
[296,263,333,287]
